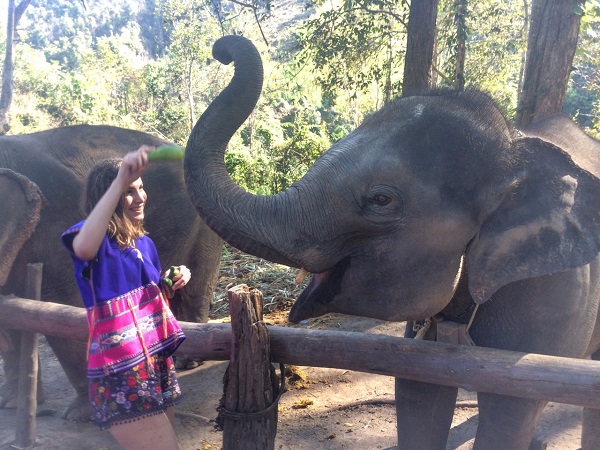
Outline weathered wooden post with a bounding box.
[13,262,43,449]
[218,284,282,450]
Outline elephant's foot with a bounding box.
[61,395,92,422]
[528,437,547,450]
[174,356,204,370]
[0,378,17,408]
[582,406,600,450]
[0,378,46,408]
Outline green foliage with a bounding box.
[566,0,600,132]
[225,102,330,194]
[300,0,531,116]
[297,0,408,101]
[225,150,272,194]
[565,66,600,130]
[4,0,600,191]
[269,118,329,192]
[140,57,191,142]
[437,0,526,116]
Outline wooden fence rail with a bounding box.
[1,295,600,409]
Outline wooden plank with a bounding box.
[1,295,600,409]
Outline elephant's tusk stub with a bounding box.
[295,268,309,285]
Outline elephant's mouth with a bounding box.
[288,257,351,323]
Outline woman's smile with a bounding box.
[124,178,146,224]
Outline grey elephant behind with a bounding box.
[0,124,222,420]
[182,35,600,450]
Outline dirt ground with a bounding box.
[0,247,585,449]
[0,310,584,450]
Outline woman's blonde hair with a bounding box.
[83,158,147,249]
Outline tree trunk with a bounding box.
[187,59,196,132]
[517,0,530,97]
[384,38,393,104]
[0,0,16,135]
[0,0,32,135]
[453,0,468,91]
[402,0,439,97]
[516,0,582,126]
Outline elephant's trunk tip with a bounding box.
[295,268,309,285]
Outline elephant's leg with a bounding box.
[582,407,600,449]
[171,288,208,370]
[1,343,20,408]
[394,320,458,450]
[170,234,221,370]
[582,349,600,449]
[44,335,91,421]
[474,392,546,450]
[395,377,458,450]
[0,331,45,408]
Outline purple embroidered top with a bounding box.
[61,220,162,308]
[61,221,185,378]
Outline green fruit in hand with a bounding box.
[162,266,180,298]
[148,145,184,161]
[169,266,180,279]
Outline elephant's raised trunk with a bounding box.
[184,35,317,269]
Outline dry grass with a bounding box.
[209,244,309,323]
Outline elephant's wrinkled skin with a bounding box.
[183,36,600,450]
[0,125,222,420]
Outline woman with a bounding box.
[61,145,189,449]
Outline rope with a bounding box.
[413,318,432,340]
[218,363,287,421]
[413,301,480,342]
[466,304,479,332]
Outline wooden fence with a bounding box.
[2,293,600,409]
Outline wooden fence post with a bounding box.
[218,284,282,450]
[13,262,43,449]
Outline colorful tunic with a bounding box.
[61,221,185,378]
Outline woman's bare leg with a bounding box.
[165,405,177,428]
[109,412,179,450]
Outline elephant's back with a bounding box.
[522,116,600,180]
[12,125,167,180]
[0,125,172,305]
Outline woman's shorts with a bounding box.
[88,352,183,429]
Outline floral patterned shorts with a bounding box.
[88,353,184,429]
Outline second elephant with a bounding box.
[0,124,222,420]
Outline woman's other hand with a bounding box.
[166,265,191,291]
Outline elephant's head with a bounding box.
[184,36,600,322]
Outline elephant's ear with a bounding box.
[466,137,600,303]
[0,169,45,287]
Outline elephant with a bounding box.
[182,35,600,450]
[0,124,222,420]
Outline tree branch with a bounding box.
[15,0,31,23]
[226,0,270,47]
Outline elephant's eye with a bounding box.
[371,194,391,205]
[361,185,403,224]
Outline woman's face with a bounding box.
[123,177,147,224]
